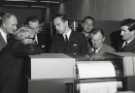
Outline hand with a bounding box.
[22,39,34,45]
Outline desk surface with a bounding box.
[30,53,72,58]
[118,91,135,93]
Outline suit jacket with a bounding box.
[0,33,6,51]
[37,31,51,52]
[118,38,135,52]
[0,36,30,93]
[110,30,123,51]
[50,31,89,57]
[88,44,115,60]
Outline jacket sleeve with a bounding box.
[79,33,89,56]
[0,39,29,57]
[50,36,58,53]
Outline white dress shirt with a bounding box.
[34,34,38,44]
[91,47,101,54]
[122,39,133,48]
[0,28,7,43]
[63,29,72,40]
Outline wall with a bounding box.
[94,0,135,20]
[65,0,95,20]
[65,0,135,21]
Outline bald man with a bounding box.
[89,28,115,60]
[0,12,17,51]
[0,13,28,93]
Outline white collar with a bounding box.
[63,29,72,40]
[126,38,134,44]
[0,28,7,43]
[34,34,38,44]
[122,38,134,47]
[91,47,101,53]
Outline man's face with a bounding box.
[4,15,18,34]
[120,25,134,41]
[28,20,40,33]
[29,20,39,29]
[91,32,105,49]
[82,19,94,33]
[53,17,67,34]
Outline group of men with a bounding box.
[0,11,135,93]
[51,14,135,60]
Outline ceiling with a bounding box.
[0,0,69,8]
[3,0,66,3]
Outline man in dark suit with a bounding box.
[0,12,28,93]
[118,18,135,52]
[0,31,7,51]
[0,12,6,51]
[25,16,47,52]
[51,14,88,58]
[0,12,18,51]
[0,12,11,51]
[117,18,135,91]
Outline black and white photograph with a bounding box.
[0,0,135,93]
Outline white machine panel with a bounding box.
[77,61,116,79]
[30,53,75,80]
[77,61,118,93]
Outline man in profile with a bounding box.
[117,18,135,91]
[51,14,88,58]
[0,12,17,51]
[118,18,135,52]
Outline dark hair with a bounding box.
[25,16,39,25]
[91,28,105,37]
[0,12,5,26]
[0,12,5,19]
[53,14,69,22]
[53,14,72,27]
[121,18,135,31]
[82,16,95,24]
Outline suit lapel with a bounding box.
[98,45,104,54]
[68,30,73,42]
[122,39,135,50]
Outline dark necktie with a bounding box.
[125,42,128,46]
[7,34,13,43]
[94,48,97,54]
[64,35,68,43]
